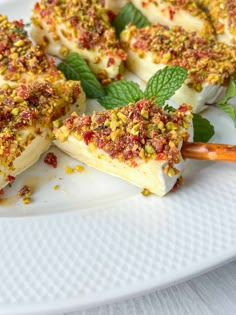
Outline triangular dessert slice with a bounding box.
[120,24,236,113]
[54,99,192,196]
[30,0,127,82]
[0,15,86,188]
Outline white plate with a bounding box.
[1,1,236,314]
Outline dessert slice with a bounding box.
[0,80,86,189]
[0,15,86,189]
[120,24,236,113]
[196,0,236,46]
[30,0,126,82]
[105,0,214,38]
[54,99,192,196]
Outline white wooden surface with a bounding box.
[61,261,236,315]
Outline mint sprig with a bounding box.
[193,114,215,142]
[112,2,150,37]
[98,66,187,109]
[217,77,236,123]
[144,66,188,106]
[99,80,144,109]
[58,55,214,143]
[57,52,105,99]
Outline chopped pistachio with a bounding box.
[141,188,151,196]
[144,144,155,154]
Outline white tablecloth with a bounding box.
[60,260,236,315]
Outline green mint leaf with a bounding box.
[163,103,175,112]
[193,114,215,142]
[144,66,188,106]
[217,102,236,123]
[112,2,150,37]
[98,80,144,109]
[224,76,236,100]
[57,52,105,99]
[217,77,236,123]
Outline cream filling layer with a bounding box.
[53,134,185,196]
[0,130,51,189]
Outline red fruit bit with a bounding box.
[168,6,175,20]
[8,64,16,73]
[130,160,138,167]
[82,116,92,126]
[44,152,57,168]
[156,153,166,160]
[152,139,165,153]
[178,104,188,112]
[69,15,79,27]
[0,43,7,53]
[107,10,116,21]
[20,111,32,120]
[40,9,51,18]
[107,57,115,68]
[34,2,40,10]
[0,189,4,195]
[16,85,31,99]
[141,1,148,7]
[124,149,133,160]
[7,175,15,182]
[13,19,24,29]
[97,139,106,149]
[83,130,95,145]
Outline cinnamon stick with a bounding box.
[182,142,236,163]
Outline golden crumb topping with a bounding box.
[0,80,82,170]
[0,15,63,83]
[121,24,236,89]
[55,99,192,174]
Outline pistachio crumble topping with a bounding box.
[0,15,63,83]
[54,99,192,176]
[121,24,236,90]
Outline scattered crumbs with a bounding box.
[17,185,32,205]
[54,184,60,190]
[44,152,58,168]
[17,185,31,197]
[65,166,74,174]
[141,188,151,197]
[22,197,32,204]
[75,165,84,172]
[65,164,85,174]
